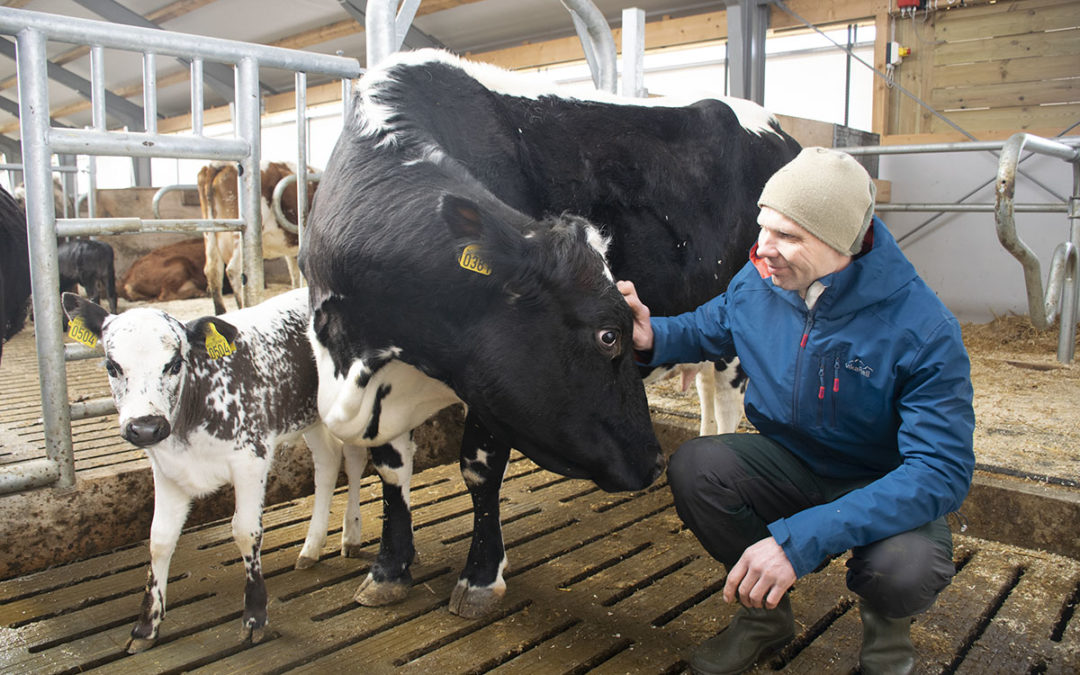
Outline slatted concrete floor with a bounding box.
[1,451,1078,674]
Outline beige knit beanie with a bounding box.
[757,146,877,256]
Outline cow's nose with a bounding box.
[123,416,171,447]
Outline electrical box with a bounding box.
[897,0,923,8]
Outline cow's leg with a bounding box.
[128,473,192,653]
[355,432,415,606]
[695,363,719,436]
[105,259,118,313]
[285,255,302,288]
[231,465,269,643]
[296,425,344,569]
[203,234,228,315]
[225,245,245,310]
[341,443,369,557]
[449,412,510,619]
[713,357,746,435]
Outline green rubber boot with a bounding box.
[689,595,795,675]
[859,602,915,675]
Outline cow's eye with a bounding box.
[596,328,620,356]
[164,357,183,376]
[104,359,121,378]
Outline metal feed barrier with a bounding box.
[845,135,1080,364]
[0,7,361,494]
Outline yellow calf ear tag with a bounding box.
[67,316,97,349]
[204,323,236,360]
[458,244,492,276]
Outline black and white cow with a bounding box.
[58,238,118,315]
[301,49,797,618]
[0,185,30,364]
[62,289,368,652]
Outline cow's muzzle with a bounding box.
[123,416,171,447]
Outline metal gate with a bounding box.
[0,7,361,494]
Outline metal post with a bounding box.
[88,44,104,217]
[365,0,396,67]
[296,71,308,256]
[15,26,72,489]
[620,8,645,98]
[191,57,204,136]
[724,0,768,104]
[562,0,617,94]
[236,56,263,308]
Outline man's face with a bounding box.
[756,207,852,296]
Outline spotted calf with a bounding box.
[62,289,367,653]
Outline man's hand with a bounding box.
[723,537,796,610]
[617,280,654,352]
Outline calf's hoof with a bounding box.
[294,555,319,570]
[449,580,504,619]
[125,636,156,654]
[354,574,410,606]
[242,622,268,644]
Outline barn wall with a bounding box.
[886,0,1079,140]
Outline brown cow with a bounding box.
[196,161,316,315]
[118,238,207,302]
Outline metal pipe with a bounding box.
[57,217,243,238]
[236,56,263,308]
[65,342,103,361]
[191,57,204,136]
[0,7,360,77]
[16,26,75,489]
[994,133,1080,362]
[621,8,645,98]
[142,52,157,134]
[151,183,198,219]
[50,128,250,159]
[561,0,617,94]
[0,459,62,495]
[70,397,117,421]
[295,71,308,250]
[272,172,321,235]
[366,0,397,67]
[877,203,1067,213]
[843,137,1080,157]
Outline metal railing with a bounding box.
[0,7,361,494]
[844,135,1080,363]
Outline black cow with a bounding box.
[58,238,118,315]
[301,48,799,618]
[0,186,30,364]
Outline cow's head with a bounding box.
[62,294,238,448]
[435,194,664,492]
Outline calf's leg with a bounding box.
[355,432,415,606]
[296,425,344,569]
[341,443,369,557]
[129,474,192,653]
[231,467,269,643]
[449,412,510,619]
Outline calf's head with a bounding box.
[62,294,238,447]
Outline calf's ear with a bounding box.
[186,316,240,359]
[62,292,108,338]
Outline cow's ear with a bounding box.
[186,316,240,360]
[62,292,108,338]
[440,194,484,240]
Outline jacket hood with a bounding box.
[750,217,917,317]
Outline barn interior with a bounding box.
[0,0,1078,673]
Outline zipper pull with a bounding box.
[818,360,825,400]
[833,356,840,393]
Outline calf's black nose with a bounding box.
[123,416,171,447]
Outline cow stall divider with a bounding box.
[0,7,361,495]
[844,135,1080,364]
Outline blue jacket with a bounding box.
[649,218,975,577]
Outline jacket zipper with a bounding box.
[832,355,841,426]
[792,310,816,423]
[816,357,825,425]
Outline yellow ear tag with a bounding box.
[458,244,492,276]
[67,316,97,349]
[204,323,236,360]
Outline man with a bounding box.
[619,147,974,675]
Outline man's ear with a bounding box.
[186,316,240,359]
[62,292,108,338]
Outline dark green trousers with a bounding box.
[667,433,955,618]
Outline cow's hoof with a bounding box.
[354,575,410,606]
[342,543,365,558]
[243,624,268,644]
[125,636,156,654]
[449,580,504,619]
[294,555,318,570]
